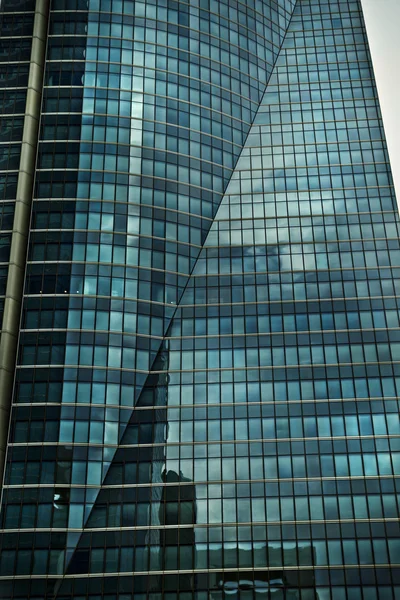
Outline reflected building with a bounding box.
[160,469,197,590]
[208,543,317,599]
[1,0,400,599]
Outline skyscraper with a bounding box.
[0,0,399,597]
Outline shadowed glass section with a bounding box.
[0,0,34,327]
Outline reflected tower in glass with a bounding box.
[1,0,400,599]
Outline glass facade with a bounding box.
[0,0,400,598]
[0,0,35,325]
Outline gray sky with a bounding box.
[361,0,400,202]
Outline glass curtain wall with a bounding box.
[0,0,296,598]
[0,0,35,324]
[1,0,400,599]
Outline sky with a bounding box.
[361,0,400,202]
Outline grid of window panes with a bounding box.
[158,1,399,599]
[42,0,400,598]
[0,0,35,326]
[0,0,301,598]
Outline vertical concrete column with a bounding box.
[0,0,50,487]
